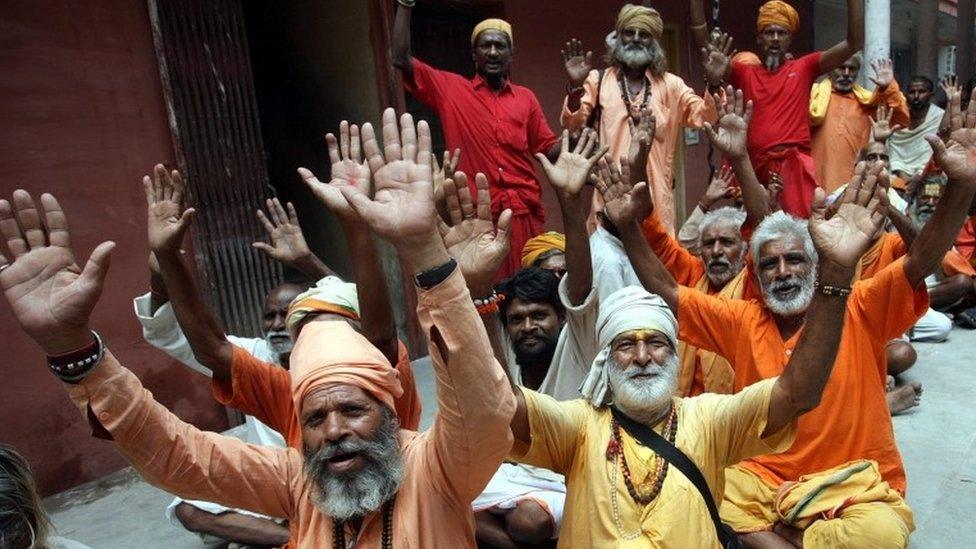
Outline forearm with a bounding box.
[480,311,512,389]
[846,0,865,48]
[689,0,709,50]
[392,4,413,74]
[344,223,398,363]
[559,194,593,305]
[732,155,770,228]
[175,504,290,546]
[289,252,334,281]
[620,219,679,311]
[888,208,919,247]
[156,251,233,379]
[149,269,169,315]
[906,177,976,284]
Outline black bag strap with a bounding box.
[610,406,742,549]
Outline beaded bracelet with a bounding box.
[47,331,105,382]
[816,282,852,297]
[474,291,505,315]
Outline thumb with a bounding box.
[809,187,828,222]
[79,241,116,291]
[252,242,275,255]
[703,122,718,142]
[924,134,947,164]
[534,152,553,171]
[178,208,196,230]
[495,209,513,248]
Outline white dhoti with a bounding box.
[473,463,567,536]
[909,307,952,342]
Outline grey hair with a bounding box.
[0,445,52,549]
[697,207,746,247]
[749,211,817,267]
[606,37,668,76]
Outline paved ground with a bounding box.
[46,329,976,548]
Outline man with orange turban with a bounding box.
[392,3,564,280]
[560,3,725,234]
[521,231,566,275]
[690,0,865,218]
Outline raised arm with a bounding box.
[598,159,679,312]
[689,0,710,51]
[704,87,769,228]
[765,162,888,435]
[301,120,398,363]
[391,2,414,78]
[535,129,607,305]
[819,0,864,74]
[0,191,297,520]
[145,165,235,381]
[338,108,516,503]
[904,89,976,286]
[563,38,593,115]
[253,198,334,280]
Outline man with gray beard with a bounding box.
[561,3,729,233]
[504,150,888,544]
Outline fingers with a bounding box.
[286,202,300,226]
[456,178,475,220]
[381,108,401,162]
[445,173,464,226]
[142,175,154,207]
[560,129,569,156]
[13,190,46,250]
[152,164,165,202]
[256,208,276,235]
[702,121,718,143]
[416,120,432,170]
[588,145,610,172]
[809,187,828,222]
[252,241,275,255]
[338,185,381,224]
[448,148,461,174]
[580,128,597,157]
[361,122,385,174]
[271,198,288,226]
[475,173,492,221]
[924,134,948,165]
[349,124,362,162]
[534,152,554,172]
[339,120,351,160]
[966,88,976,128]
[78,240,116,292]
[399,112,417,162]
[170,169,187,207]
[590,172,609,196]
[0,198,27,258]
[495,209,513,247]
[37,193,69,249]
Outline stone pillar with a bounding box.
[958,0,975,83]
[917,0,940,78]
[862,0,891,87]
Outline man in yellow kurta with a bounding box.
[560,4,724,233]
[0,111,517,548]
[810,56,909,193]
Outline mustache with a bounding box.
[516,331,555,345]
[707,256,731,269]
[768,276,801,292]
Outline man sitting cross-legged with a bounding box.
[502,142,889,547]
[0,110,516,547]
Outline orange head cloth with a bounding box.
[616,4,664,40]
[285,276,360,339]
[471,18,513,47]
[521,231,566,267]
[733,51,762,66]
[757,1,800,34]
[290,321,403,416]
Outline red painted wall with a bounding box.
[0,0,228,495]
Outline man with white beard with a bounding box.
[560,3,728,232]
[504,143,893,546]
[610,106,976,544]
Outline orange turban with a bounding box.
[290,321,403,415]
[733,51,762,66]
[616,4,664,40]
[757,1,800,34]
[521,231,565,267]
[471,18,513,47]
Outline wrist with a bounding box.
[396,0,416,7]
[40,328,96,356]
[816,260,856,287]
[399,239,452,275]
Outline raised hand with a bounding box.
[432,148,461,205]
[701,31,735,87]
[703,86,752,159]
[870,104,903,143]
[0,191,115,354]
[869,58,894,89]
[927,88,976,184]
[700,165,737,211]
[301,120,371,224]
[809,161,889,269]
[438,172,512,295]
[253,198,312,264]
[536,128,608,199]
[145,164,196,254]
[766,172,784,212]
[563,38,593,88]
[595,158,652,227]
[627,107,656,177]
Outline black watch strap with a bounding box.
[414,258,457,290]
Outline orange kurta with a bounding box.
[810,83,909,193]
[214,340,422,448]
[562,67,719,234]
[677,258,928,492]
[67,269,515,548]
[959,218,976,265]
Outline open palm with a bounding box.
[145,164,195,254]
[704,87,751,159]
[809,163,887,268]
[537,128,607,198]
[303,121,373,224]
[0,191,114,354]
[253,198,311,263]
[439,173,511,290]
[930,89,976,184]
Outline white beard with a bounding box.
[608,353,679,425]
[762,269,816,317]
[705,252,746,287]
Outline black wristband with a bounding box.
[414,258,457,290]
[47,331,105,383]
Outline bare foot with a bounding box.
[886,375,895,392]
[887,382,922,415]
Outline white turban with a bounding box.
[579,286,677,406]
[285,276,360,338]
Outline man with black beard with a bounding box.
[611,104,976,543]
[560,3,726,233]
[889,77,945,180]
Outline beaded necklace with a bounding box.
[618,72,651,121]
[606,406,678,539]
[331,497,395,549]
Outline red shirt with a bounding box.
[731,53,822,156]
[405,58,558,219]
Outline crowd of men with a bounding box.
[2,0,976,547]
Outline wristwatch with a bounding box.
[414,259,457,290]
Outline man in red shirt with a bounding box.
[393,2,560,279]
[693,0,864,218]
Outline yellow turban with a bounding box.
[616,4,664,40]
[757,0,800,34]
[471,18,513,47]
[521,231,565,268]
